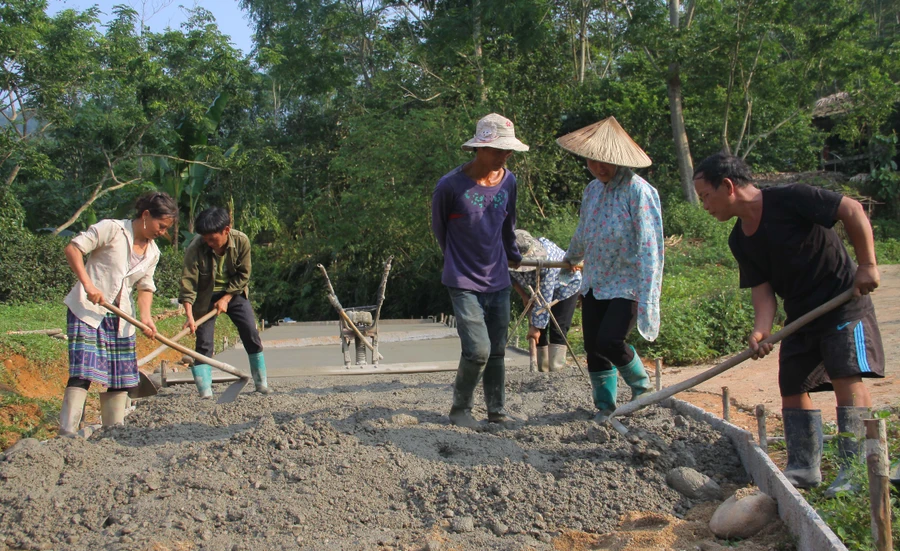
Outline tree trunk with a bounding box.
[473,0,486,103]
[579,0,590,83]
[2,164,21,190]
[667,0,697,203]
[667,62,697,203]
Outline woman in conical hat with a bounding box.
[558,116,664,422]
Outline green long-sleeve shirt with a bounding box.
[179,229,252,316]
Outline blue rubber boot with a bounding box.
[191,364,213,399]
[249,352,271,394]
[617,345,651,401]
[589,369,618,423]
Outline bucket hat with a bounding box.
[556,116,651,168]
[511,229,547,272]
[462,113,529,152]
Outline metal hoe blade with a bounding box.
[217,378,249,404]
[128,371,160,399]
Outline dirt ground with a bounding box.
[667,264,900,431]
[0,364,797,551]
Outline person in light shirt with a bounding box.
[558,117,664,423]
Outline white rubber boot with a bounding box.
[99,391,128,427]
[58,387,87,437]
[536,346,549,372]
[548,344,567,372]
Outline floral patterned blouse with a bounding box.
[510,238,583,329]
[565,167,664,341]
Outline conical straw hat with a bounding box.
[556,116,651,168]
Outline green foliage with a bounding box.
[0,228,74,304]
[153,247,185,301]
[868,133,900,215]
[0,393,60,449]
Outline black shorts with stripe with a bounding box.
[778,307,885,397]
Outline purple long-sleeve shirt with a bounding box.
[431,165,522,292]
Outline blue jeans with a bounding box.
[448,286,510,414]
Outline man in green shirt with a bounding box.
[180,207,270,396]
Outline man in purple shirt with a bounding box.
[432,113,528,428]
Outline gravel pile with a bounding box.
[0,367,749,550]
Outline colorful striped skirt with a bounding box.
[67,309,138,388]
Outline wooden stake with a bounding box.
[6,328,62,336]
[655,358,662,391]
[755,404,767,452]
[865,418,892,551]
[722,386,730,422]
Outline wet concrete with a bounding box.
[165,321,532,383]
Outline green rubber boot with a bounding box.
[589,369,618,423]
[191,364,213,399]
[617,345,651,401]
[249,352,271,394]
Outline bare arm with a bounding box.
[64,242,104,304]
[836,196,879,295]
[749,282,777,359]
[136,289,157,338]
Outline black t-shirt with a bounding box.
[729,184,871,324]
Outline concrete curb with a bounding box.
[664,397,847,551]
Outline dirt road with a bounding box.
[665,264,900,430]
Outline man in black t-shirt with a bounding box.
[693,152,884,497]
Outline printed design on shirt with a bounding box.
[464,189,508,210]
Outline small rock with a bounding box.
[201,530,213,541]
[451,516,475,533]
[674,416,690,428]
[491,520,508,536]
[424,539,442,551]
[391,414,419,426]
[709,488,777,539]
[666,467,722,501]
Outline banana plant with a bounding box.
[154,92,230,250]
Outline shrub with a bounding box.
[0,230,75,303]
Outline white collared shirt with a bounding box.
[64,219,160,338]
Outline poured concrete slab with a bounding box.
[164,320,532,384]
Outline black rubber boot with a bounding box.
[782,408,823,489]
[825,406,870,497]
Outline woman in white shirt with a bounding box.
[59,192,177,436]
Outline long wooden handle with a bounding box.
[101,301,249,380]
[137,309,218,367]
[529,338,537,373]
[513,259,577,269]
[612,288,856,419]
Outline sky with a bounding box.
[48,0,256,56]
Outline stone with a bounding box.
[391,414,419,426]
[709,488,777,539]
[451,516,475,533]
[666,467,722,501]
